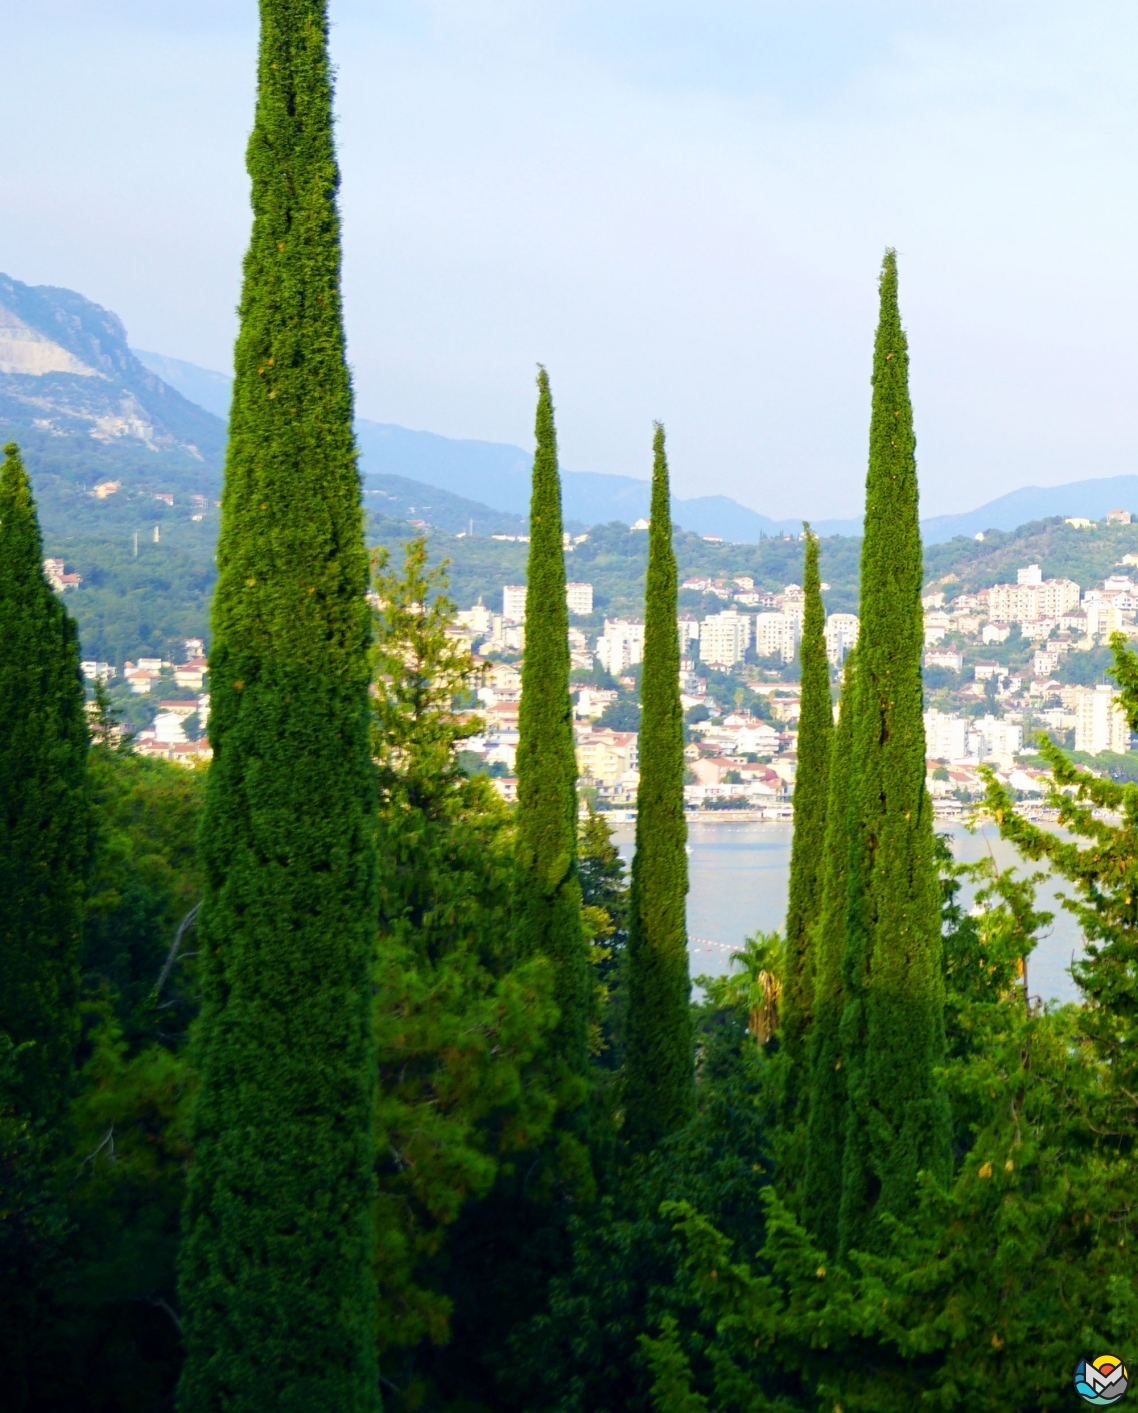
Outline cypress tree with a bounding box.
[780,525,832,1079]
[838,251,950,1256]
[176,4,379,1408]
[802,648,856,1254]
[624,424,694,1151]
[514,369,589,1091]
[0,442,87,1123]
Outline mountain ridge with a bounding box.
[137,349,1138,544]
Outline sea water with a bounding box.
[611,820,1085,1006]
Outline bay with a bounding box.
[611,820,1085,1005]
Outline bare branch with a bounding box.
[154,903,201,999]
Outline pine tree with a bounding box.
[0,442,88,1124]
[624,424,694,1150]
[780,525,832,1079]
[802,648,856,1254]
[176,4,379,1408]
[514,369,589,1093]
[838,251,950,1256]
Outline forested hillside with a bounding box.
[41,495,1138,666]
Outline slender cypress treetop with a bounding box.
[177,3,379,1408]
[514,369,589,1090]
[624,424,694,1151]
[780,525,832,1079]
[0,442,87,1124]
[803,648,856,1254]
[838,251,950,1256]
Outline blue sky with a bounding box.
[2,2,1137,518]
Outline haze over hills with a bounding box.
[4,270,1137,554]
[133,348,1138,546]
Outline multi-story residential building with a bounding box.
[1020,618,1058,640]
[174,658,208,690]
[596,619,645,675]
[1075,685,1131,755]
[458,602,494,635]
[824,612,859,665]
[925,647,963,672]
[987,573,1080,624]
[502,584,527,621]
[753,612,796,663]
[565,582,594,615]
[924,609,952,644]
[975,714,1024,762]
[700,610,751,668]
[982,622,1012,644]
[677,616,701,655]
[575,728,640,785]
[1083,600,1127,639]
[924,709,969,761]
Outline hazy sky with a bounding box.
[2,2,1137,518]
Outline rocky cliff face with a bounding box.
[0,274,225,469]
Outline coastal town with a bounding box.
[48,525,1138,811]
[449,531,1138,815]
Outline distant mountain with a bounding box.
[0,275,225,467]
[351,420,862,538]
[133,349,233,422]
[364,473,527,537]
[123,348,1138,546]
[921,476,1138,543]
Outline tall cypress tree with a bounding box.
[838,251,950,1256]
[514,369,589,1092]
[0,442,87,1124]
[780,525,832,1080]
[802,648,856,1254]
[624,424,694,1151]
[177,4,379,1408]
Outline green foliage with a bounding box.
[802,650,856,1252]
[839,252,950,1254]
[369,540,559,1406]
[780,527,832,1082]
[599,697,643,731]
[0,1032,71,1409]
[83,749,207,1045]
[625,426,695,1151]
[0,442,89,1125]
[514,370,589,1096]
[578,806,631,1070]
[176,3,380,1407]
[506,1000,770,1413]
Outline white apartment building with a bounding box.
[596,619,645,675]
[457,603,494,635]
[565,582,594,615]
[924,709,969,761]
[700,610,751,668]
[754,612,797,663]
[778,587,806,633]
[975,714,1024,762]
[824,612,859,665]
[924,710,1023,763]
[987,574,1080,624]
[1083,600,1126,639]
[677,616,701,655]
[1075,685,1131,755]
[502,584,527,622]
